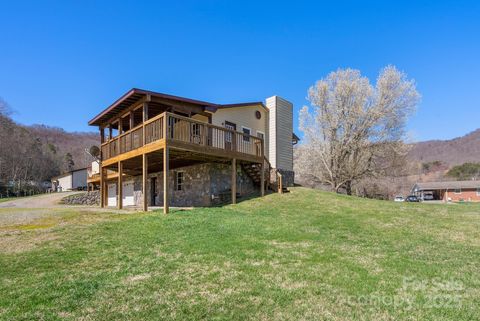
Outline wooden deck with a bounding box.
[100,112,264,167]
[97,111,266,213]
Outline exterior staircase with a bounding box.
[242,158,288,193]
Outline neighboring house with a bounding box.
[51,168,88,192]
[412,180,480,202]
[87,88,298,212]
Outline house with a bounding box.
[87,88,297,212]
[411,180,480,202]
[51,168,88,192]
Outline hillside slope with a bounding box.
[27,124,99,169]
[1,187,478,320]
[409,128,480,166]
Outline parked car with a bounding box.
[394,196,404,202]
[405,195,420,202]
[423,193,434,201]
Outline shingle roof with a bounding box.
[413,180,480,190]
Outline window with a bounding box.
[225,121,236,143]
[175,172,184,191]
[256,131,265,141]
[454,188,462,194]
[477,188,480,196]
[191,123,201,144]
[242,127,251,142]
[192,123,201,137]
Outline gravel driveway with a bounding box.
[0,192,79,209]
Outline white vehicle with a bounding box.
[394,196,404,202]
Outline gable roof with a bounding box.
[413,180,480,190]
[88,88,220,126]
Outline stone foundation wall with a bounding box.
[121,162,258,208]
[61,191,100,205]
[270,168,295,187]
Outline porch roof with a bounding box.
[88,88,220,126]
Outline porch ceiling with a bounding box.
[102,147,256,177]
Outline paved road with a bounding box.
[0,192,79,208]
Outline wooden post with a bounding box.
[129,111,134,129]
[100,127,105,144]
[279,173,283,194]
[163,147,169,214]
[260,162,265,197]
[118,161,123,209]
[142,153,148,211]
[231,158,237,204]
[100,166,105,208]
[143,102,148,146]
[108,124,112,141]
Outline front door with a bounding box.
[225,121,236,151]
[151,177,157,206]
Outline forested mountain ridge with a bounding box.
[0,103,99,193]
[28,124,99,170]
[408,128,480,166]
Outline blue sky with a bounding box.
[1,0,479,141]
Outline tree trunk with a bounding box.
[345,181,352,195]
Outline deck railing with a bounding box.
[100,112,263,161]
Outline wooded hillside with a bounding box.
[0,100,99,193]
[408,129,480,166]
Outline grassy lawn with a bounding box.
[0,187,479,320]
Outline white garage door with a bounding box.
[108,183,117,207]
[123,181,135,206]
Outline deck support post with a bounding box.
[231,158,237,204]
[129,111,134,129]
[142,154,148,211]
[118,161,123,209]
[100,166,105,208]
[260,162,265,197]
[163,147,169,214]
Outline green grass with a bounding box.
[0,187,479,320]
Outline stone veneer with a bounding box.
[270,168,295,187]
[109,162,258,208]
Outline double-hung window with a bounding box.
[175,172,184,191]
[242,127,251,142]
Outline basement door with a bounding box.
[107,183,117,207]
[122,181,135,206]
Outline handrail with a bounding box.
[165,112,263,142]
[143,112,166,126]
[101,122,144,146]
[101,111,265,161]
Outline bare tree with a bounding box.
[298,66,420,194]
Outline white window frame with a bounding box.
[256,130,265,140]
[225,121,236,143]
[242,126,251,142]
[454,188,462,194]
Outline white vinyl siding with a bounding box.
[211,105,268,155]
[56,174,73,191]
[266,96,293,171]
